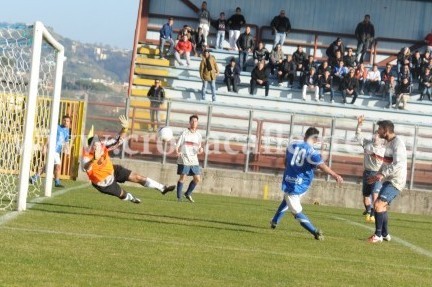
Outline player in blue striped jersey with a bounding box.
[270,127,343,240]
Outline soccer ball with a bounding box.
[158,126,173,141]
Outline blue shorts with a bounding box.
[177,164,201,176]
[378,181,400,204]
[362,170,382,196]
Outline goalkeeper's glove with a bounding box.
[119,115,130,132]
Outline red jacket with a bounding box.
[175,40,192,53]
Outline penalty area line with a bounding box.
[0,183,89,226]
[333,215,432,259]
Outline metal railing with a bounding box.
[87,98,432,191]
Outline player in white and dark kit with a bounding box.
[355,115,386,223]
[175,115,203,202]
[270,127,343,240]
[367,120,407,243]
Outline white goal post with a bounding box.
[0,21,65,211]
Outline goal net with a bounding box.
[0,22,65,211]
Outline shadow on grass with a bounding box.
[30,202,264,234]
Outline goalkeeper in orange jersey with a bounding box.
[82,115,175,203]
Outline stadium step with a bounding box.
[132,78,168,87]
[135,56,170,67]
[134,67,169,77]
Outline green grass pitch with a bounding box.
[0,180,431,286]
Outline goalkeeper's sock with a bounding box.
[143,178,164,191]
[122,192,133,201]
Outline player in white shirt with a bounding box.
[355,115,386,223]
[367,120,407,243]
[175,115,203,202]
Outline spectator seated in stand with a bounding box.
[421,50,431,70]
[326,37,345,62]
[253,41,270,65]
[354,62,368,94]
[174,34,193,66]
[269,43,284,76]
[302,67,319,101]
[419,67,432,101]
[277,54,295,88]
[317,60,331,78]
[293,45,308,87]
[397,47,411,73]
[411,50,422,81]
[333,60,349,90]
[250,60,270,97]
[304,55,316,74]
[384,75,397,109]
[364,64,381,96]
[224,57,241,93]
[379,63,395,95]
[343,47,357,69]
[329,50,344,69]
[394,64,412,109]
[342,68,359,104]
[318,69,335,103]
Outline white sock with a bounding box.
[122,192,133,201]
[144,178,164,191]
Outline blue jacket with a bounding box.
[160,23,173,39]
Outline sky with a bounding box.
[0,0,140,50]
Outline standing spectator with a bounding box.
[236,26,254,72]
[250,60,270,97]
[302,67,319,101]
[159,17,175,59]
[199,49,219,102]
[270,127,343,240]
[319,69,335,103]
[384,75,397,108]
[424,29,432,52]
[326,37,345,61]
[174,34,192,66]
[175,115,204,203]
[147,79,165,132]
[355,14,375,63]
[214,12,227,50]
[344,47,357,68]
[277,54,295,87]
[367,120,407,243]
[197,1,211,47]
[227,7,246,51]
[365,64,381,96]
[269,43,284,75]
[419,68,432,101]
[224,57,241,93]
[270,9,291,48]
[192,27,206,57]
[342,68,359,104]
[253,41,269,65]
[355,115,386,223]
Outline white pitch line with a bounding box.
[333,215,432,259]
[0,183,89,226]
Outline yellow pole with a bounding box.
[263,184,269,200]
